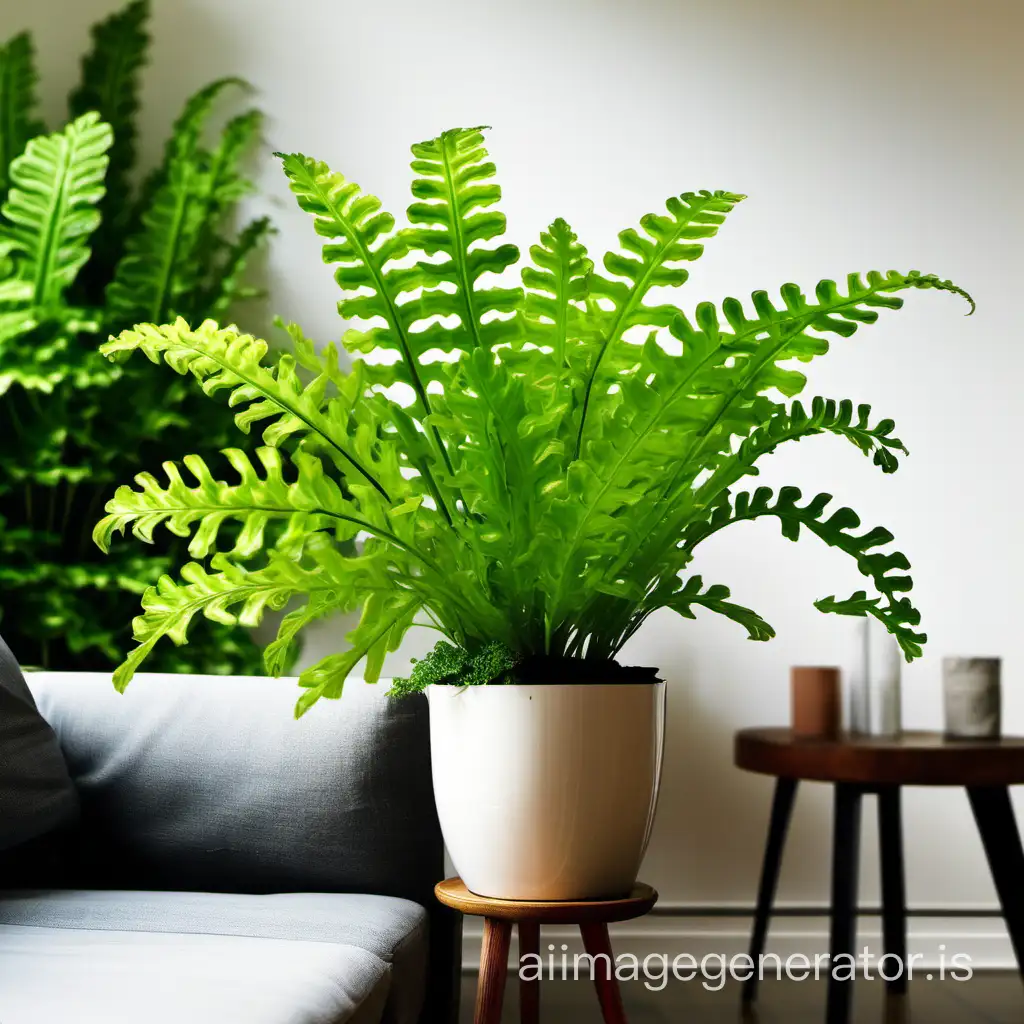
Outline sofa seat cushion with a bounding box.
[0,925,390,1024]
[0,890,428,1024]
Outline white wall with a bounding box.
[10,0,1023,936]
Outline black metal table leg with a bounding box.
[967,786,1024,980]
[878,786,908,995]
[743,776,799,1003]
[827,783,863,1024]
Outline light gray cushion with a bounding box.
[0,637,78,851]
[0,889,427,1024]
[27,672,442,906]
[0,925,390,1023]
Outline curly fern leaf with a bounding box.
[113,552,336,693]
[585,270,972,546]
[743,397,906,471]
[0,112,112,309]
[68,0,149,277]
[294,590,421,717]
[520,217,593,364]
[815,591,926,660]
[541,271,934,625]
[277,149,464,512]
[683,485,923,657]
[280,130,522,398]
[106,79,256,326]
[663,575,775,641]
[263,589,348,677]
[657,272,970,491]
[576,189,745,452]
[174,108,265,323]
[0,32,43,198]
[276,152,435,405]
[404,126,521,352]
[134,76,245,207]
[94,445,422,561]
[698,397,908,502]
[100,319,401,500]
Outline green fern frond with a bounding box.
[815,591,926,660]
[520,217,593,364]
[175,109,264,322]
[107,79,255,326]
[143,76,246,195]
[596,270,971,521]
[697,397,908,502]
[294,590,421,716]
[277,150,463,515]
[663,575,775,641]
[0,112,112,310]
[575,189,745,453]
[94,445,424,561]
[276,152,431,399]
[404,126,522,353]
[683,485,921,655]
[114,552,337,693]
[68,0,150,275]
[100,319,401,500]
[0,32,43,197]
[264,590,349,677]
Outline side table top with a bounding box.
[736,728,1024,787]
[434,878,658,924]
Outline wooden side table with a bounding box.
[435,877,658,1024]
[735,728,1024,1024]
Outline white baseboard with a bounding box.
[461,911,1015,972]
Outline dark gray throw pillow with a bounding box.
[0,635,78,851]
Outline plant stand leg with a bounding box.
[475,918,512,1024]
[581,923,628,1024]
[967,786,1024,981]
[518,920,540,1024]
[743,776,799,1003]
[878,786,908,995]
[827,783,863,1024]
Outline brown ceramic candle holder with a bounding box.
[791,666,841,739]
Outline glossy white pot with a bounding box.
[427,682,666,901]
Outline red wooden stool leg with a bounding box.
[475,917,512,1024]
[518,920,540,1024]
[580,922,628,1024]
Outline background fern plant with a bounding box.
[0,1,271,671]
[96,126,972,715]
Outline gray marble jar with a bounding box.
[943,657,1001,739]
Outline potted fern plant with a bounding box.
[94,126,972,900]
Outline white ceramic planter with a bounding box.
[427,681,666,901]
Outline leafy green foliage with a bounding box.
[97,126,973,714]
[68,0,149,286]
[1,113,113,310]
[0,32,43,197]
[0,4,269,674]
[106,81,267,326]
[388,640,520,699]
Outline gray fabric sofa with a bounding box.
[1,672,460,1024]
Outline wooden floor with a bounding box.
[460,972,1023,1022]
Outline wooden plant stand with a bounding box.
[435,877,658,1023]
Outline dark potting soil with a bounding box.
[509,655,662,686]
